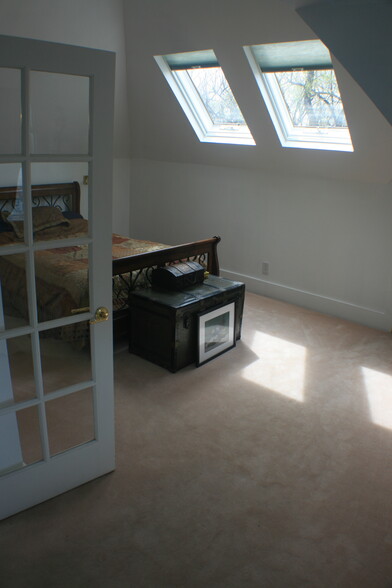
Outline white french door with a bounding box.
[0,35,115,519]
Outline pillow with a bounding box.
[1,207,70,239]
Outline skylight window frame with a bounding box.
[243,44,353,152]
[154,54,255,146]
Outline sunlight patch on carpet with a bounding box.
[241,331,306,402]
[362,367,392,430]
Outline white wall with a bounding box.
[0,0,131,234]
[130,158,392,331]
[113,159,131,236]
[124,0,392,185]
[2,0,391,332]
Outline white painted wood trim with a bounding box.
[221,268,389,332]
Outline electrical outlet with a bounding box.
[262,261,269,276]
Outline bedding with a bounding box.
[0,217,168,347]
[0,180,220,347]
[1,206,71,238]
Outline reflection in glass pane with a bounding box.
[40,322,92,395]
[16,405,43,467]
[30,71,89,155]
[31,204,88,243]
[31,162,89,233]
[0,411,24,476]
[0,163,24,246]
[35,245,89,323]
[0,252,30,329]
[0,404,43,476]
[6,335,36,404]
[0,68,21,154]
[46,388,95,456]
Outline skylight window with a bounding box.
[154,49,255,146]
[244,40,353,152]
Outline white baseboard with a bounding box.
[221,268,390,332]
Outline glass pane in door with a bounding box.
[30,72,90,155]
[0,252,30,328]
[0,405,43,477]
[5,334,36,403]
[34,246,90,323]
[46,387,95,456]
[31,162,89,237]
[0,68,21,154]
[16,405,43,467]
[32,163,90,324]
[0,163,24,246]
[40,322,92,395]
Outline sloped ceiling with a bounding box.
[294,0,392,125]
[124,0,392,184]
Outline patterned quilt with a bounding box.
[0,219,167,346]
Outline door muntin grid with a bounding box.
[0,68,95,477]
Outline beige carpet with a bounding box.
[1,292,392,587]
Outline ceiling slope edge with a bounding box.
[295,0,392,126]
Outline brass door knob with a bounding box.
[90,306,110,324]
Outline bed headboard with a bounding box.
[0,181,81,214]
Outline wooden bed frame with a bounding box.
[0,181,221,339]
[0,181,81,213]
